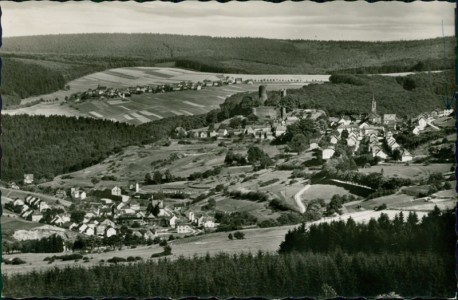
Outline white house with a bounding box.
[112,186,122,196]
[309,143,319,150]
[203,220,215,229]
[337,116,352,126]
[187,211,195,222]
[100,219,116,228]
[217,128,228,137]
[24,174,34,184]
[169,215,178,228]
[106,227,117,237]
[322,148,335,160]
[31,213,43,222]
[80,192,87,200]
[330,136,339,145]
[101,198,113,205]
[121,195,130,203]
[374,149,388,160]
[401,149,413,162]
[78,224,88,233]
[39,202,50,212]
[177,224,193,234]
[85,227,95,236]
[13,199,25,206]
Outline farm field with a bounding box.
[5,67,321,125]
[359,163,451,179]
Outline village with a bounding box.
[3,83,455,258]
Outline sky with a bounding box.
[1,1,455,41]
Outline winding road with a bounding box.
[294,184,311,213]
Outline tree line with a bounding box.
[279,207,454,255]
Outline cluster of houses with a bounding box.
[411,108,452,135]
[68,76,254,103]
[11,195,50,222]
[184,123,286,141]
[7,180,220,244]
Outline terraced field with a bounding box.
[5,67,325,125]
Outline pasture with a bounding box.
[40,141,224,191]
[5,67,314,124]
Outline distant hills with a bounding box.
[1,34,455,105]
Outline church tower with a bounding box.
[371,94,377,114]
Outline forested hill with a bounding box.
[1,113,209,181]
[2,115,153,181]
[1,34,454,106]
[219,71,455,118]
[3,34,454,74]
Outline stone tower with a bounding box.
[259,85,268,104]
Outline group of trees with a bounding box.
[280,207,453,255]
[188,166,223,181]
[247,146,273,170]
[2,115,153,181]
[3,234,64,254]
[224,150,248,166]
[3,249,453,297]
[215,211,257,232]
[324,194,357,216]
[144,169,175,185]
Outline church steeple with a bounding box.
[371,94,377,114]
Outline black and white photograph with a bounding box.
[0,1,456,297]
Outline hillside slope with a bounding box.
[1,34,454,105]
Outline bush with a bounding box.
[233,231,245,240]
[228,233,233,240]
[5,258,27,265]
[107,257,127,263]
[163,245,172,255]
[55,254,83,261]
[375,203,387,211]
[159,240,168,247]
[259,178,280,187]
[127,256,136,262]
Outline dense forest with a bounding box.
[1,113,210,181]
[1,115,153,180]
[279,207,454,255]
[1,34,454,105]
[2,248,452,297]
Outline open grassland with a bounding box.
[39,141,223,191]
[5,67,312,124]
[359,163,451,179]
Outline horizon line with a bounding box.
[3,32,455,43]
